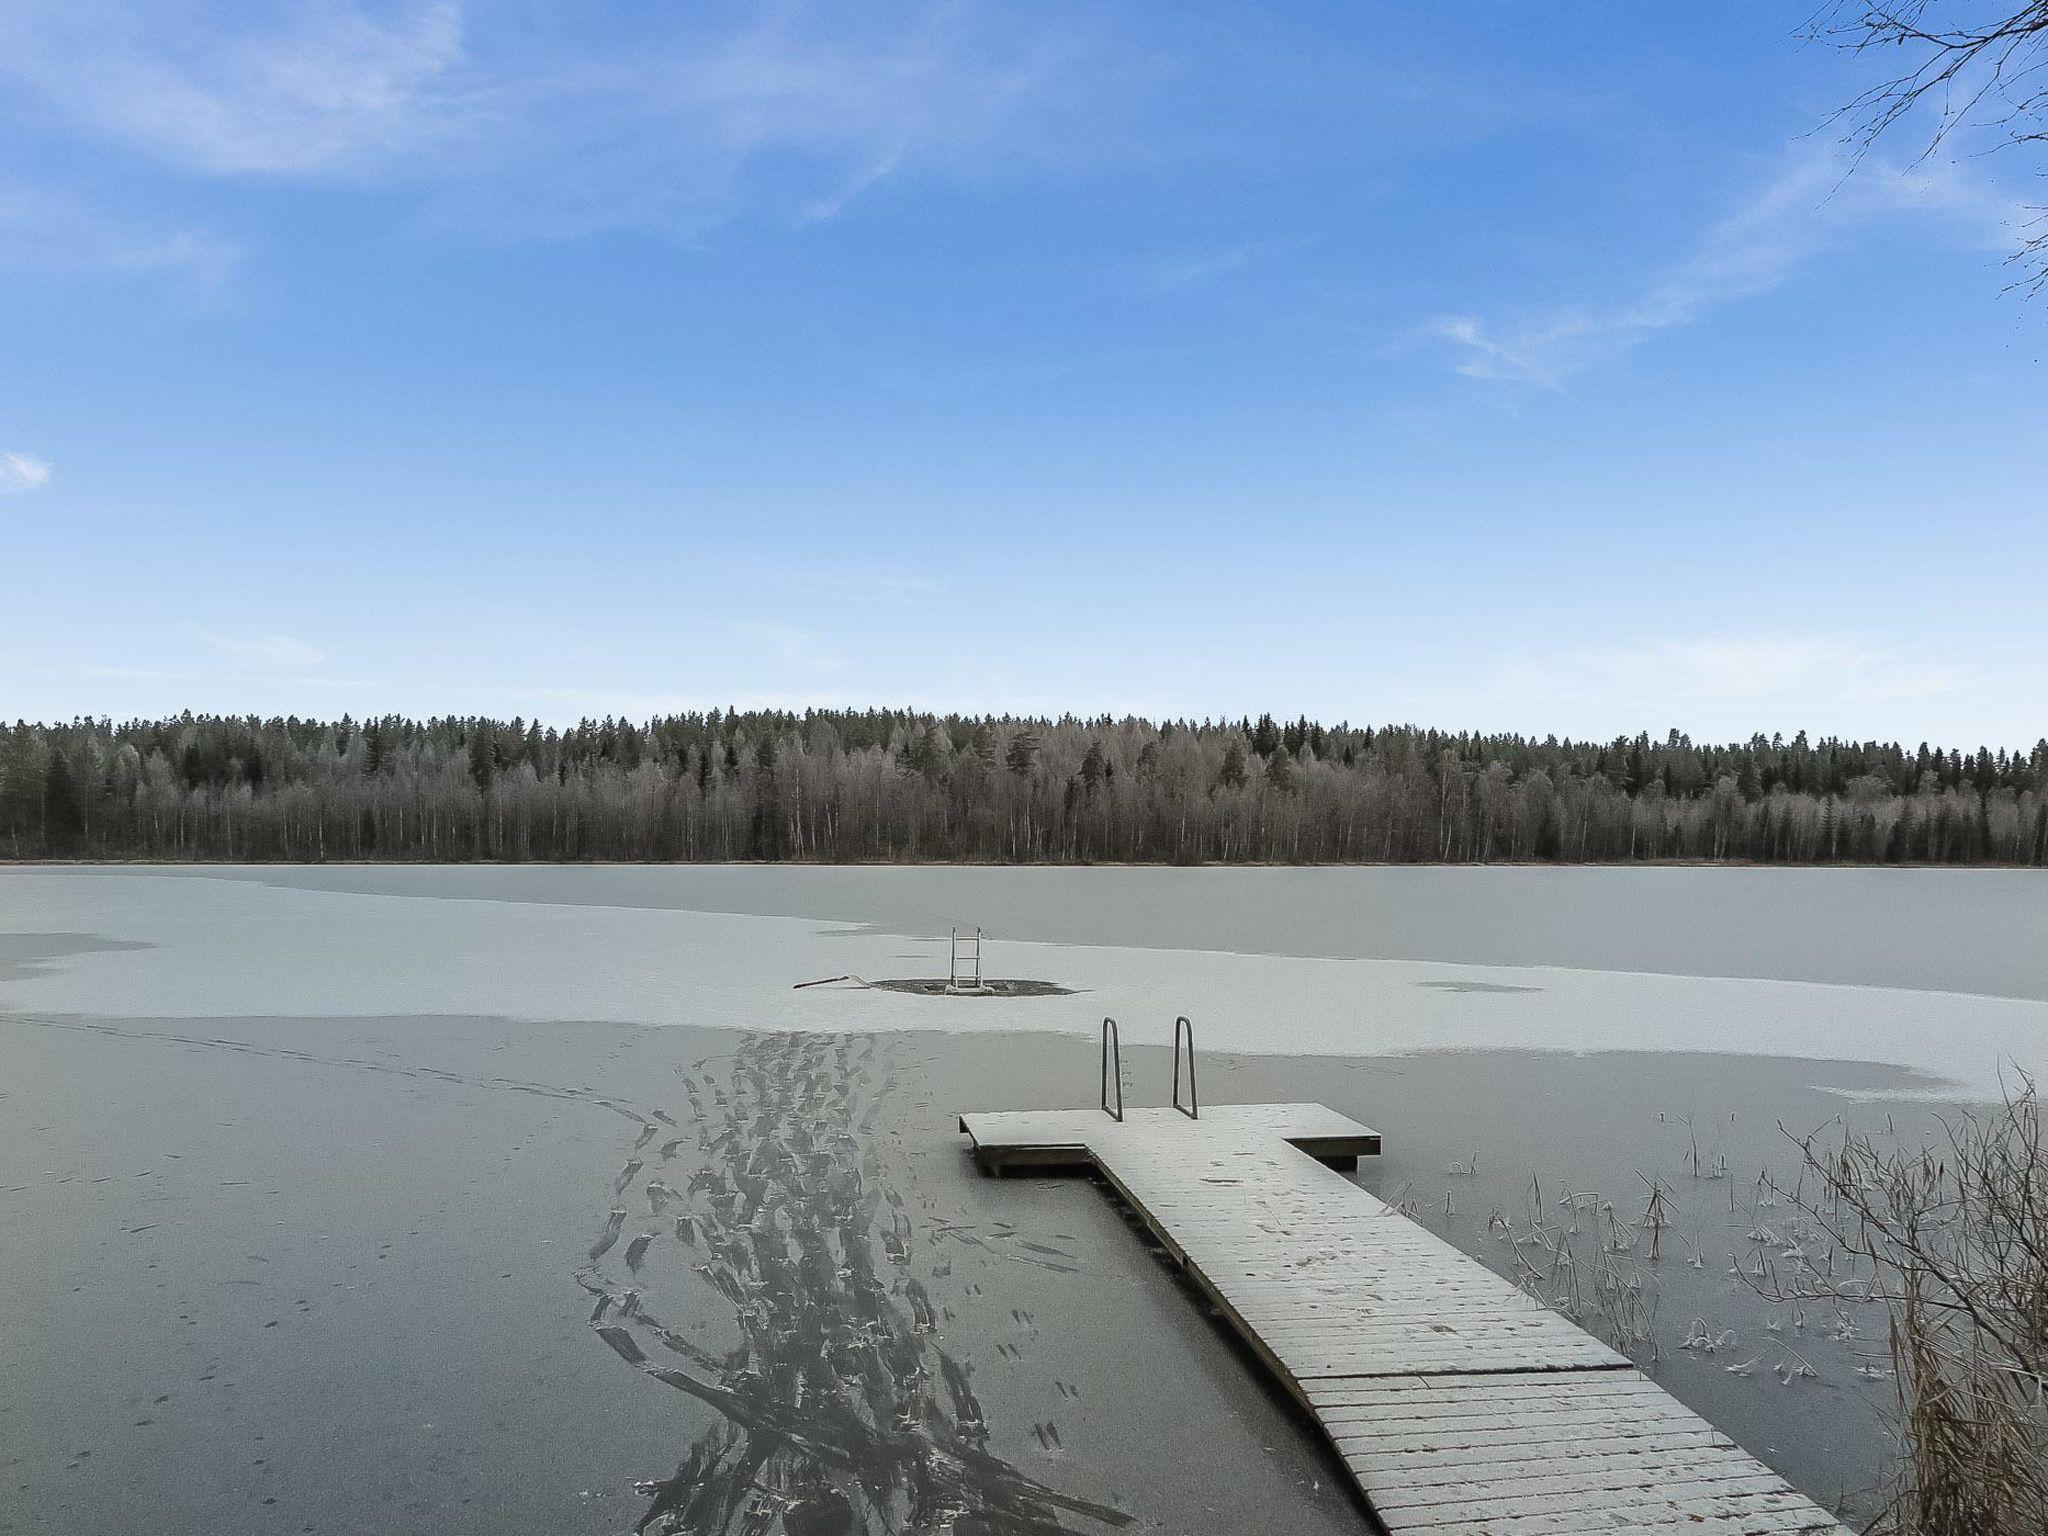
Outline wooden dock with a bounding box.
[960,1100,1847,1535]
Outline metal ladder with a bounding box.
[1095,1015,1198,1122]
[948,925,984,990]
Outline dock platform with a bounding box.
[960,1100,1846,1535]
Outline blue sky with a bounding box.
[2,1,2043,745]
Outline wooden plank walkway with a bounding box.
[960,1103,1846,1536]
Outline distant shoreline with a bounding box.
[11,713,2042,866]
[6,855,2039,871]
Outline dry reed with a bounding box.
[1776,1076,2048,1535]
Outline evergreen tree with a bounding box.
[1218,739,1247,789]
[468,727,497,793]
[43,750,82,846]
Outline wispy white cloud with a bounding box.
[0,1,473,177]
[40,662,385,703]
[191,629,326,670]
[0,185,241,289]
[740,621,846,675]
[788,570,936,604]
[0,1,1118,240]
[65,664,193,682]
[797,144,908,227]
[1429,144,2026,389]
[0,451,52,494]
[1148,238,1291,292]
[1499,634,1968,713]
[1152,243,1257,292]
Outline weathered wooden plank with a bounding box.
[1342,1433,1738,1476]
[1417,1504,1840,1536]
[1307,1371,1673,1407]
[1377,1483,1821,1532]
[1372,1465,1795,1514]
[1330,1427,1723,1464]
[1424,1516,1838,1536]
[1323,1400,1716,1434]
[1311,1370,1691,1404]
[1322,1402,1712,1439]
[1363,1443,1766,1495]
[1250,1318,1581,1347]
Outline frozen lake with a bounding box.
[6,864,2045,1095]
[5,863,2045,1533]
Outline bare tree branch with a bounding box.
[1811,2,2048,292]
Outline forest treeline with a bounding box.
[3,710,2046,865]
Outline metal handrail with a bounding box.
[1171,1015,1199,1119]
[1100,1017,1123,1121]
